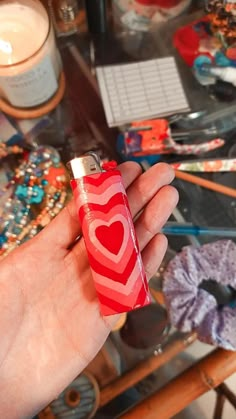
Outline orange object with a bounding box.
[150,288,165,306]
[175,169,236,199]
[65,388,81,407]
[44,166,67,188]
[121,349,236,419]
[131,119,169,141]
[99,332,196,407]
[128,119,170,156]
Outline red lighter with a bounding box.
[67,153,150,316]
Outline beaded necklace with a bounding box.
[0,145,68,258]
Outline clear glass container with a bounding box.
[48,0,85,37]
[112,0,192,32]
[0,0,62,108]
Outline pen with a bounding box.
[172,158,236,172]
[162,223,236,237]
[175,169,236,199]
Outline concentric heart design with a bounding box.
[88,214,130,265]
[95,221,124,255]
[72,170,150,315]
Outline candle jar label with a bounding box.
[0,55,58,108]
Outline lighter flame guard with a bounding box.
[67,153,150,316]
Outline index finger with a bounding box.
[126,162,175,218]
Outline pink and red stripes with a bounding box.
[71,170,150,316]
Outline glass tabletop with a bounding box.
[3,5,236,415]
[52,16,236,418]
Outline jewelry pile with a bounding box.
[207,1,236,48]
[0,145,68,258]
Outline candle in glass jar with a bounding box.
[0,0,61,108]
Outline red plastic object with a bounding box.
[226,47,236,61]
[136,0,183,8]
[71,169,150,316]
[174,16,212,66]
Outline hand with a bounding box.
[0,162,178,418]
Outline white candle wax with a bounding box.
[0,0,61,108]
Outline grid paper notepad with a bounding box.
[96,57,190,127]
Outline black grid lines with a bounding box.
[96,57,189,127]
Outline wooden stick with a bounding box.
[121,349,236,419]
[215,383,236,409]
[213,392,225,419]
[175,169,236,199]
[99,332,196,407]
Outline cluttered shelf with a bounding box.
[1,1,236,418]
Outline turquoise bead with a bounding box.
[29,186,45,204]
[13,227,22,235]
[15,185,28,200]
[0,235,7,246]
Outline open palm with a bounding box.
[0,162,178,418]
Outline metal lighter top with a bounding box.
[66,153,102,180]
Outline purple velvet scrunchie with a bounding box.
[163,240,236,350]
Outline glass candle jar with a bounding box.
[112,0,192,31]
[0,0,62,108]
